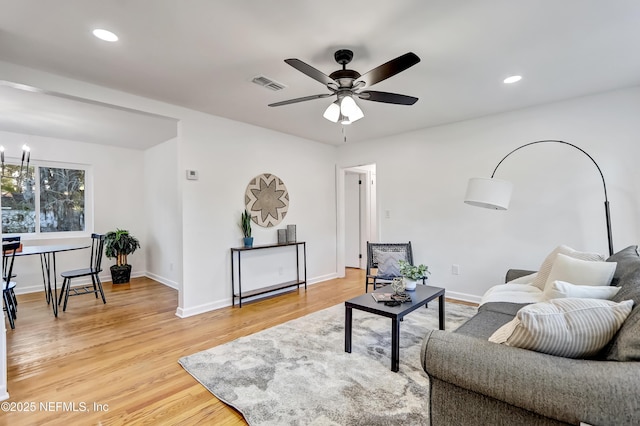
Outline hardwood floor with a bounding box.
[4,269,473,425]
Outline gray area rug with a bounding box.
[179,300,477,425]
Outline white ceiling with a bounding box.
[0,82,178,149]
[1,0,639,147]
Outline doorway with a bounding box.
[337,164,378,276]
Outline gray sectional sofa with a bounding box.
[421,245,640,426]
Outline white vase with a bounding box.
[403,277,417,291]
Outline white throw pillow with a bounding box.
[531,245,605,290]
[489,298,634,358]
[544,280,621,300]
[375,251,404,277]
[544,253,616,290]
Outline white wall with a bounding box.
[1,61,340,316]
[7,60,639,311]
[337,87,640,302]
[0,130,146,292]
[177,112,338,316]
[143,137,181,289]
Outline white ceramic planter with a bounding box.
[404,278,418,291]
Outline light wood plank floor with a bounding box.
[4,269,473,425]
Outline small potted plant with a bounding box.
[105,229,141,284]
[240,209,253,248]
[398,259,430,291]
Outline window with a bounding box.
[1,163,91,237]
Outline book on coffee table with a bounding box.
[371,292,394,302]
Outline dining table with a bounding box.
[10,243,89,317]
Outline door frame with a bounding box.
[336,163,377,277]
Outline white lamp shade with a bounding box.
[347,104,364,122]
[323,101,340,122]
[464,177,513,210]
[340,95,359,116]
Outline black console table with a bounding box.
[231,241,307,307]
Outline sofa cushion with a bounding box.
[455,302,529,339]
[600,247,640,360]
[506,272,537,284]
[489,298,634,358]
[531,245,605,290]
[607,245,640,286]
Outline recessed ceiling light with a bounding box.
[92,29,118,42]
[503,75,522,84]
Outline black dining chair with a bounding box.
[2,241,20,329]
[58,234,107,312]
[2,236,20,281]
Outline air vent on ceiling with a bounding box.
[251,75,287,91]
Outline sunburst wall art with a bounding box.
[245,173,289,227]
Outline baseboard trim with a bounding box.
[446,290,481,305]
[13,271,146,295]
[145,272,178,290]
[176,299,229,318]
[308,272,338,284]
[175,273,340,318]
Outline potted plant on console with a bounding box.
[105,229,141,284]
[398,260,430,291]
[240,209,253,248]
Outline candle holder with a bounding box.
[286,224,296,243]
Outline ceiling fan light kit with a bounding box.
[323,101,340,122]
[269,49,420,127]
[323,94,364,124]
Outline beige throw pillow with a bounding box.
[544,253,616,290]
[531,245,605,290]
[489,298,634,358]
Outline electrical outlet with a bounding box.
[169,262,174,271]
[385,210,391,219]
[452,264,460,275]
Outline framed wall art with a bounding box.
[245,173,289,227]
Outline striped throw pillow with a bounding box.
[489,298,634,358]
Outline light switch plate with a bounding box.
[186,170,199,180]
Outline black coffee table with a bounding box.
[345,285,445,372]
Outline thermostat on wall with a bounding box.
[186,170,199,180]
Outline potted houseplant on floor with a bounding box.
[240,209,253,248]
[398,259,430,291]
[105,229,141,284]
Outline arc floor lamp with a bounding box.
[464,139,614,256]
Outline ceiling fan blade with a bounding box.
[268,93,333,107]
[357,90,418,105]
[284,59,336,86]
[356,52,420,88]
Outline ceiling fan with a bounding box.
[268,49,420,124]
